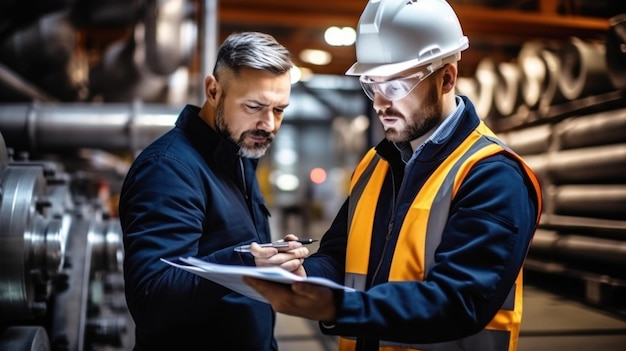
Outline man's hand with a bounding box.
[250,234,309,276]
[243,277,336,322]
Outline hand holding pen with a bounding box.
[243,234,314,276]
[234,238,318,252]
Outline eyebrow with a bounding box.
[247,100,290,109]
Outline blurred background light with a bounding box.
[324,26,356,46]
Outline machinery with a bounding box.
[0,130,128,350]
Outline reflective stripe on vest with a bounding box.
[340,121,542,351]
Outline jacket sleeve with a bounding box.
[320,154,540,343]
[119,154,255,331]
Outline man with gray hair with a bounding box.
[119,31,294,350]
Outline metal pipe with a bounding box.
[557,37,614,100]
[537,48,567,114]
[547,143,626,182]
[530,229,626,266]
[518,40,550,109]
[0,102,181,153]
[455,76,479,105]
[199,0,218,104]
[493,61,523,117]
[473,57,498,119]
[557,108,626,150]
[606,14,626,90]
[144,0,191,76]
[550,185,626,219]
[499,124,552,155]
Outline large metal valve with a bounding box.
[0,132,129,350]
[0,163,65,323]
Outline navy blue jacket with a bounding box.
[304,97,540,345]
[119,105,277,350]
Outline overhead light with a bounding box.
[274,148,298,166]
[309,167,327,184]
[290,66,301,84]
[351,115,370,132]
[324,26,356,46]
[290,66,313,84]
[275,173,300,192]
[297,66,313,81]
[299,49,332,66]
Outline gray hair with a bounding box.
[213,32,293,78]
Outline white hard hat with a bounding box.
[346,0,469,77]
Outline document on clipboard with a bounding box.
[161,257,354,303]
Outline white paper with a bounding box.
[161,257,354,303]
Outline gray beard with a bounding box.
[238,141,268,159]
[215,101,272,159]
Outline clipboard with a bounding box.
[161,257,354,303]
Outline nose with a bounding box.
[256,110,276,132]
[372,92,392,111]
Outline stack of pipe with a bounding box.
[471,30,626,307]
[499,106,626,289]
[456,35,623,123]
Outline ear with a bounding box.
[204,75,220,105]
[441,64,457,94]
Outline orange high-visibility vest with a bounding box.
[339,121,542,351]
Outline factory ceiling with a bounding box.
[0,0,621,103]
[217,0,617,77]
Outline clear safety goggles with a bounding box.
[359,59,445,101]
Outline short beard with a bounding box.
[236,130,273,158]
[215,96,274,159]
[382,80,442,143]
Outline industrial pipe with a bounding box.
[455,76,479,107]
[518,40,550,109]
[530,229,626,267]
[473,57,498,119]
[499,124,552,156]
[521,144,626,185]
[537,48,567,114]
[0,102,181,154]
[500,107,626,155]
[493,61,523,117]
[547,143,626,183]
[606,14,626,90]
[144,0,195,76]
[550,185,626,219]
[557,37,614,101]
[556,107,626,150]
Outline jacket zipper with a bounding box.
[239,158,249,200]
[371,166,398,283]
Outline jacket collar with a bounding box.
[375,95,480,166]
[175,105,259,177]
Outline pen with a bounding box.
[234,239,319,253]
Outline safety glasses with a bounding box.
[359,60,443,101]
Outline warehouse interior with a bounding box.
[0,0,625,350]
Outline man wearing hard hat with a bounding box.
[245,1,543,350]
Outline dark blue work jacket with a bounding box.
[304,96,541,349]
[119,105,276,350]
